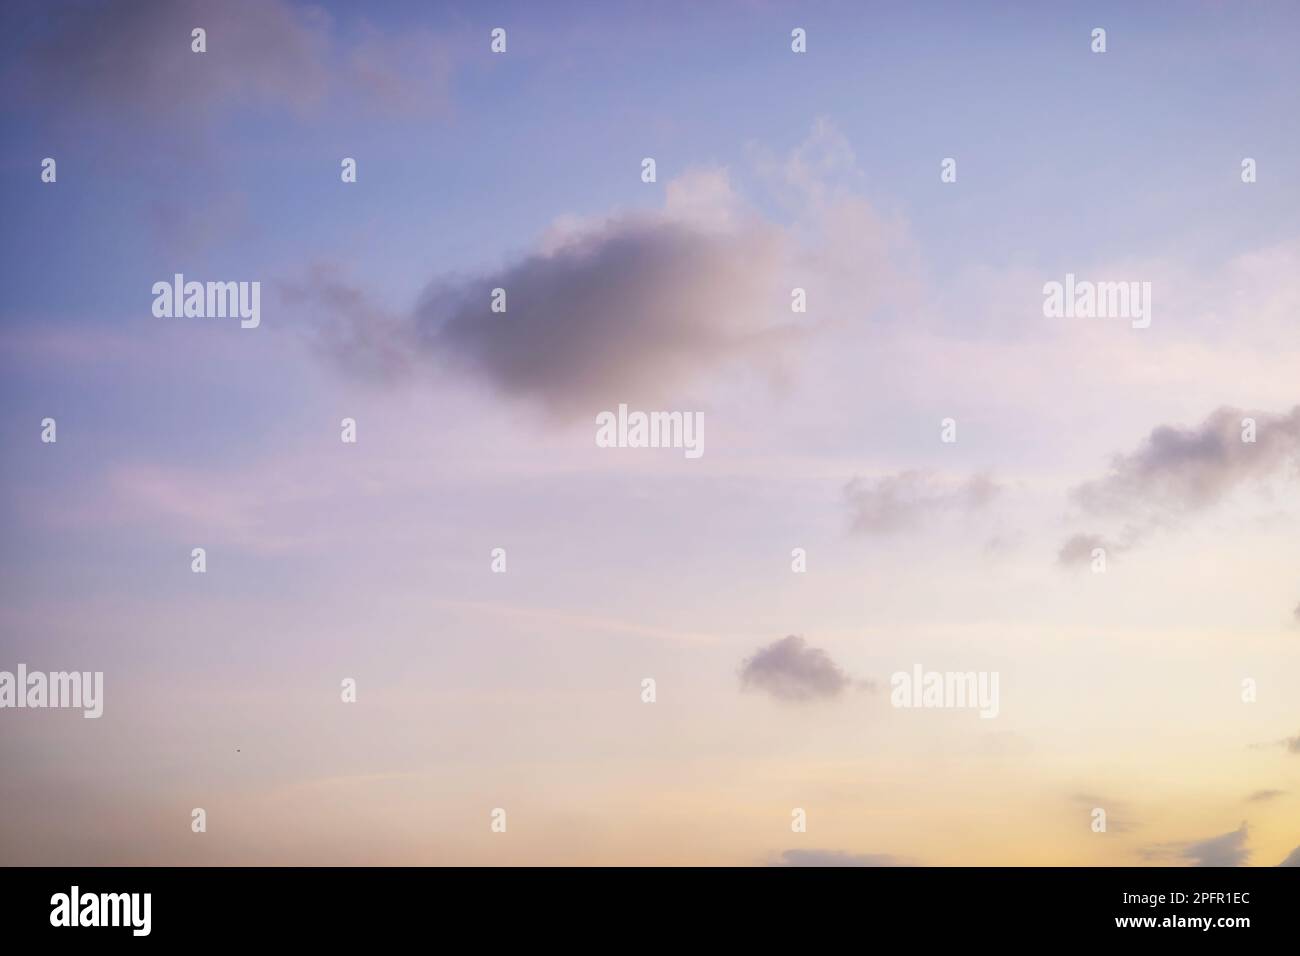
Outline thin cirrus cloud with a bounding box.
[844,471,1000,536]
[738,635,854,704]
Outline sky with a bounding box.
[1,0,1298,866]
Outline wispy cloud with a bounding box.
[845,471,1000,536]
[1245,789,1286,803]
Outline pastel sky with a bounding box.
[1,0,1298,866]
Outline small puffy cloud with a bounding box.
[774,849,900,867]
[738,635,852,703]
[844,471,1000,536]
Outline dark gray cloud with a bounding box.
[1143,823,1250,867]
[1072,405,1300,517]
[1246,789,1286,803]
[738,635,852,703]
[1279,845,1300,866]
[775,849,900,867]
[415,209,790,417]
[844,471,1000,536]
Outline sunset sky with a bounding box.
[1,0,1298,866]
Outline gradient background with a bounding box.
[1,0,1298,866]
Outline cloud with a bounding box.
[1280,846,1300,867]
[298,169,814,415]
[4,0,331,119]
[295,123,910,418]
[1057,533,1112,568]
[413,169,796,417]
[3,0,455,134]
[279,265,418,381]
[1060,405,1300,560]
[774,849,900,867]
[738,635,853,703]
[1248,735,1300,754]
[1072,405,1300,518]
[1143,823,1251,867]
[1183,824,1251,866]
[1056,527,1147,568]
[1294,601,1300,624]
[1246,789,1286,803]
[844,471,1000,536]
